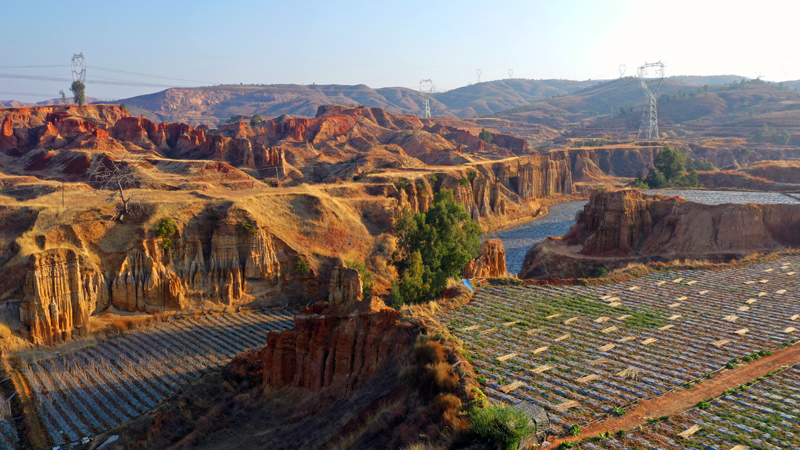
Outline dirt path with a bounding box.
[543,341,800,449]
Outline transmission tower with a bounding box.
[508,69,514,79]
[419,79,434,118]
[476,69,482,83]
[71,53,86,83]
[637,61,665,140]
[618,64,626,78]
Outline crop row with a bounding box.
[442,256,800,428]
[21,309,296,446]
[570,365,800,450]
[0,396,16,449]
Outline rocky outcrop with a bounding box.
[19,249,106,345]
[16,209,325,344]
[378,153,573,229]
[259,303,416,395]
[328,259,362,305]
[520,189,800,279]
[464,239,508,278]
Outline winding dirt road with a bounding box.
[543,341,800,449]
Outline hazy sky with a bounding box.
[3,0,799,102]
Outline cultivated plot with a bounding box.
[442,257,800,432]
[19,309,295,446]
[572,365,800,450]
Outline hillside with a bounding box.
[108,79,601,126]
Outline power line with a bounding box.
[89,66,216,85]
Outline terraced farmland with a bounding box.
[18,309,295,446]
[0,395,16,449]
[442,256,800,434]
[646,189,800,205]
[567,364,800,449]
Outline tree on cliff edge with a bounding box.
[70,81,86,106]
[88,157,147,221]
[391,189,481,306]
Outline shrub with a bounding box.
[697,400,710,410]
[595,267,608,277]
[155,218,178,249]
[460,176,470,187]
[568,424,581,436]
[295,257,310,275]
[478,128,492,144]
[347,261,375,300]
[616,429,626,438]
[239,220,258,234]
[611,406,625,416]
[470,405,536,450]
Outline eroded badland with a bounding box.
[1,76,800,450]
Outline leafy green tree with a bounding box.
[392,189,481,305]
[653,145,687,182]
[70,81,86,106]
[479,128,493,144]
[644,168,666,189]
[644,145,699,188]
[250,114,264,126]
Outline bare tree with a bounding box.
[87,157,144,222]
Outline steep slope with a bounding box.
[520,189,800,279]
[110,79,602,125]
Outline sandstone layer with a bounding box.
[463,239,508,278]
[520,189,800,279]
[258,302,416,395]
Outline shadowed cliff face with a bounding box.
[520,189,800,279]
[258,303,416,395]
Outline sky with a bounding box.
[2,0,799,102]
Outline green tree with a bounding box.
[479,128,493,144]
[645,145,699,188]
[250,114,264,126]
[644,168,666,189]
[70,81,86,106]
[653,145,687,182]
[392,189,481,306]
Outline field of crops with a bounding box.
[570,364,800,450]
[0,395,16,449]
[19,309,295,446]
[442,257,800,433]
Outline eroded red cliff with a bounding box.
[520,189,800,279]
[260,305,415,394]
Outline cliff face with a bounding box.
[520,189,800,279]
[463,239,508,278]
[376,153,573,229]
[259,303,416,395]
[11,202,332,345]
[20,249,105,345]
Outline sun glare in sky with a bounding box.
[2,0,798,101]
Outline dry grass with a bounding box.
[617,366,641,380]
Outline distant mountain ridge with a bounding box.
[104,79,603,126]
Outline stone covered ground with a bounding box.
[441,256,800,449]
[19,309,296,447]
